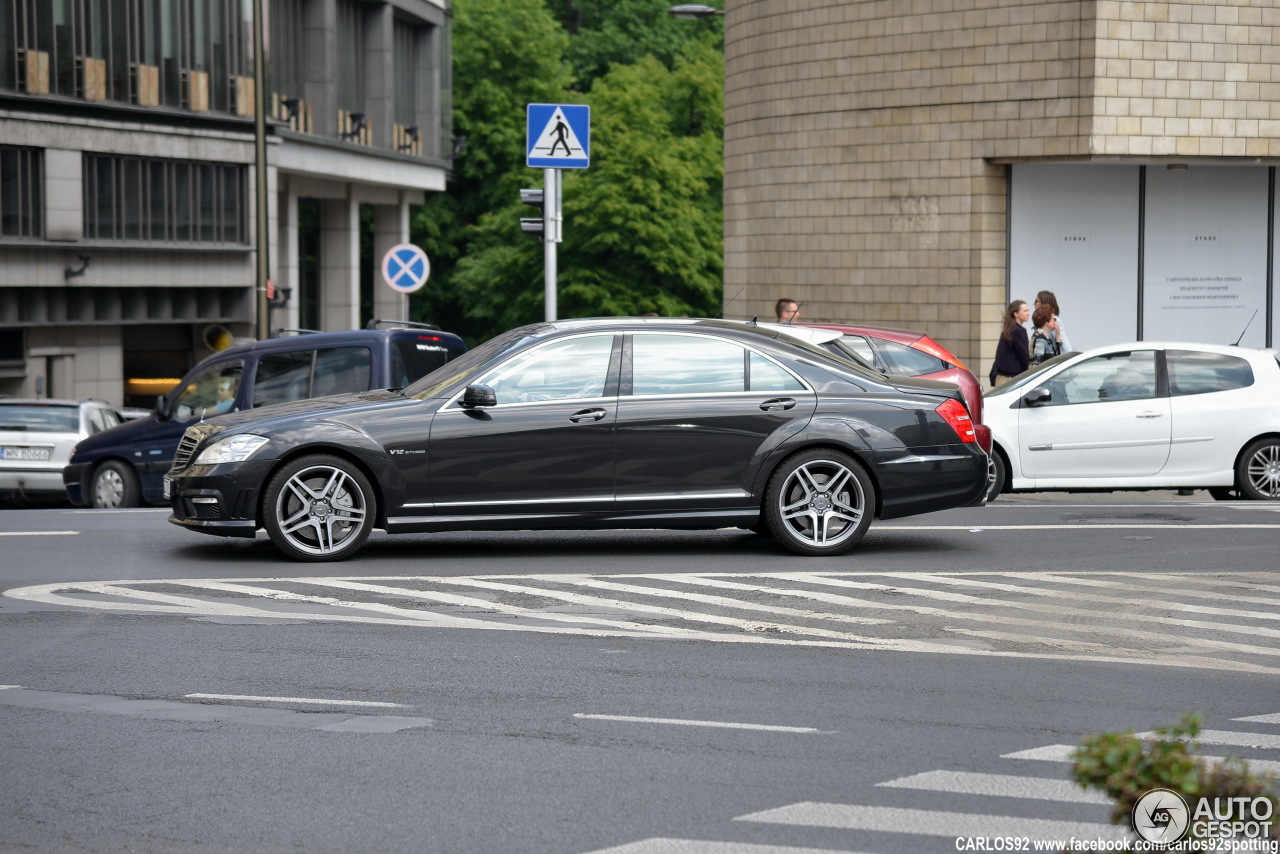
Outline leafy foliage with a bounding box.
[410,0,725,345]
[1072,713,1277,838]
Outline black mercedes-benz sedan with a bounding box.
[167,318,987,561]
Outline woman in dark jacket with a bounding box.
[992,299,1031,386]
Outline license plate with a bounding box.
[163,475,173,499]
[0,446,52,461]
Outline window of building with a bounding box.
[83,153,245,243]
[335,0,365,113]
[269,0,304,101]
[0,145,43,238]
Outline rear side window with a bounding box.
[633,334,745,395]
[1167,350,1254,396]
[392,337,456,387]
[874,339,949,376]
[254,351,312,408]
[314,347,371,397]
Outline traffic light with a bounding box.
[520,188,544,240]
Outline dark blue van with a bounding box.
[64,324,467,508]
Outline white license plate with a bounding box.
[0,446,52,461]
[163,475,173,499]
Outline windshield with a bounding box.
[405,325,547,398]
[986,350,1080,396]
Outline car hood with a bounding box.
[206,389,409,432]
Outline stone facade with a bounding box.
[723,0,1279,368]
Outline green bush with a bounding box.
[1072,712,1278,841]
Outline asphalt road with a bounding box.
[2,494,1278,854]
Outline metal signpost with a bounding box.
[525,104,590,321]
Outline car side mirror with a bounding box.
[155,395,172,421]
[1023,387,1052,407]
[461,384,497,408]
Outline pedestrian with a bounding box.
[1034,290,1071,351]
[991,299,1031,386]
[1028,304,1061,366]
[775,298,800,324]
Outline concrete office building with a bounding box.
[0,0,449,405]
[721,0,1279,368]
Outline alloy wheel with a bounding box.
[272,463,371,557]
[776,458,866,550]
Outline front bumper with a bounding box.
[166,460,274,539]
[62,462,89,505]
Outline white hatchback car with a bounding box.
[984,342,1280,501]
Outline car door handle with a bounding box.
[569,408,608,423]
[760,398,797,412]
[1135,411,1164,419]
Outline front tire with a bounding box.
[91,461,140,509]
[1237,438,1280,501]
[262,455,376,561]
[765,449,874,556]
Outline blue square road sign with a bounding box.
[527,104,590,169]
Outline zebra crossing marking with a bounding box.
[876,770,1110,804]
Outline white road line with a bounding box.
[0,685,23,690]
[559,576,893,626]
[1000,572,1280,610]
[573,714,828,734]
[883,524,1280,530]
[295,577,701,637]
[0,531,77,537]
[886,571,1280,623]
[1139,573,1280,597]
[619,574,1280,664]
[778,573,1280,644]
[1003,744,1280,775]
[185,693,408,708]
[877,770,1110,804]
[582,839,872,854]
[735,803,1123,841]
[1235,713,1280,725]
[1137,729,1280,750]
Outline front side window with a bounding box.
[481,335,613,404]
[1038,350,1157,406]
[172,362,242,418]
[1166,350,1254,396]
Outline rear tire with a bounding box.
[1237,438,1280,501]
[984,450,1008,503]
[262,455,376,561]
[91,461,140,509]
[765,449,874,556]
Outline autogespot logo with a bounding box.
[1133,788,1191,845]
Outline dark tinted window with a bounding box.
[875,339,948,376]
[253,351,312,408]
[1167,350,1254,396]
[314,347,371,396]
[392,337,456,387]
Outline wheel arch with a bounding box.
[1233,432,1280,493]
[759,439,884,519]
[989,441,1012,496]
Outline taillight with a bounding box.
[936,398,976,443]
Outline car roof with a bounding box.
[1075,341,1274,358]
[0,398,104,408]
[539,316,798,345]
[753,322,844,346]
[185,326,467,371]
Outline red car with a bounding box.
[783,322,990,451]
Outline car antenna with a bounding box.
[717,285,746,319]
[1233,310,1258,346]
[747,316,758,326]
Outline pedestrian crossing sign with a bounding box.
[527,103,590,169]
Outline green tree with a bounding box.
[409,0,572,338]
[451,35,724,331]
[547,0,723,88]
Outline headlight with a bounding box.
[194,434,270,465]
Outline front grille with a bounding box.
[170,424,221,472]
